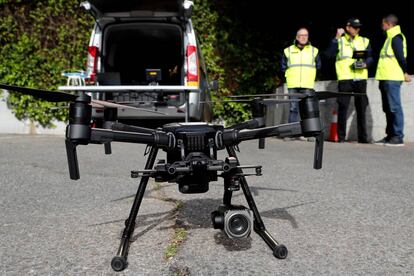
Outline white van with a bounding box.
[61,0,213,126]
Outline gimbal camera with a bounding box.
[0,83,359,272]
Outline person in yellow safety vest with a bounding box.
[374,14,412,147]
[324,18,373,144]
[281,27,321,124]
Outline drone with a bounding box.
[0,83,360,272]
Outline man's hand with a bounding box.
[404,73,412,82]
[335,28,345,39]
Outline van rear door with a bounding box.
[82,0,186,19]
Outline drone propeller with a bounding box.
[226,94,288,98]
[202,98,299,105]
[0,83,167,115]
[92,100,167,115]
[262,98,300,104]
[306,91,365,100]
[221,98,299,104]
[116,100,158,104]
[0,83,76,102]
[226,90,365,100]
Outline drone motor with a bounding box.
[66,94,92,144]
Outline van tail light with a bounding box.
[186,45,199,86]
[86,46,98,84]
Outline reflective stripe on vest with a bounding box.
[375,25,407,81]
[336,34,369,80]
[284,44,318,89]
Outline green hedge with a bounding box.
[0,0,93,127]
[0,0,283,126]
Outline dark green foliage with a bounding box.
[193,0,283,125]
[0,0,93,127]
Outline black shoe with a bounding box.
[384,136,404,147]
[358,139,370,144]
[338,139,345,143]
[374,137,391,145]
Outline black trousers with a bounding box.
[337,80,369,142]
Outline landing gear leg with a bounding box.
[111,146,159,271]
[226,146,288,259]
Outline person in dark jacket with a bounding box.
[325,18,373,143]
[375,14,411,146]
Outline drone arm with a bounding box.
[89,128,173,148]
[103,121,155,134]
[226,117,265,131]
[223,122,302,145]
[101,122,155,155]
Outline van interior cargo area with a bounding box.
[103,23,183,86]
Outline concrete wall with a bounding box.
[0,91,66,135]
[266,77,414,142]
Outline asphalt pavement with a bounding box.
[1,135,413,275]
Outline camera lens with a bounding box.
[224,210,252,239]
[228,214,249,235]
[213,206,253,239]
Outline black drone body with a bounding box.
[0,83,361,272]
[153,122,224,194]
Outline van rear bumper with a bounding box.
[58,85,199,92]
[93,105,186,120]
[59,85,202,121]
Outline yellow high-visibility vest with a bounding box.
[284,44,318,89]
[375,25,407,81]
[336,34,369,80]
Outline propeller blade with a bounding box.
[49,106,70,111]
[200,100,251,103]
[270,91,365,100]
[92,100,167,115]
[221,99,254,103]
[91,101,105,109]
[226,93,288,98]
[0,83,77,102]
[262,98,300,103]
[314,91,366,100]
[227,91,366,100]
[274,93,305,97]
[202,98,299,104]
[116,100,158,104]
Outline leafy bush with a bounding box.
[0,0,93,127]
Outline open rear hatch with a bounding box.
[74,0,198,118]
[82,0,185,19]
[101,22,183,86]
